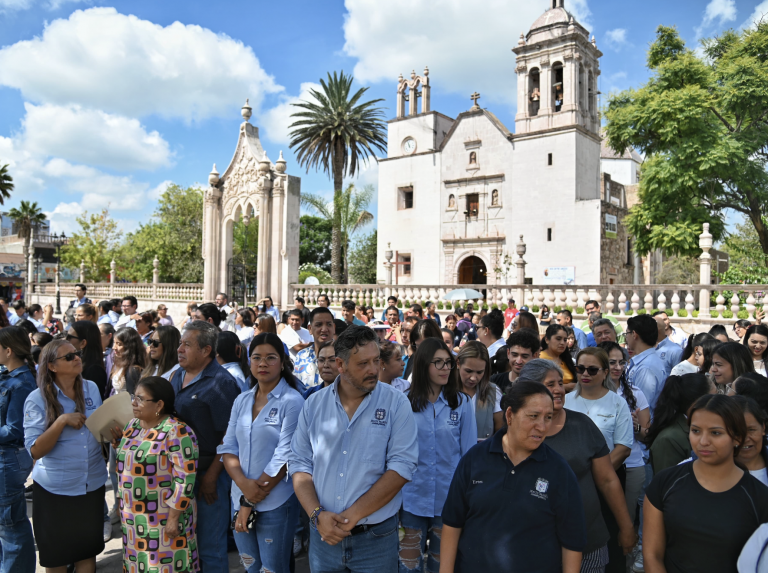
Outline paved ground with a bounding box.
[30,484,311,572]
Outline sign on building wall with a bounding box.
[542,267,575,285]
[605,214,618,239]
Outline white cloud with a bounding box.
[741,0,768,28]
[0,7,283,121]
[261,82,322,145]
[21,103,172,171]
[0,0,85,11]
[697,0,737,36]
[342,0,594,105]
[605,28,628,49]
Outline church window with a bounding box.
[548,153,553,166]
[626,239,633,266]
[528,69,541,117]
[469,151,477,164]
[547,228,553,242]
[466,194,479,217]
[552,63,564,112]
[588,71,595,116]
[578,66,585,109]
[398,253,412,276]
[398,186,414,210]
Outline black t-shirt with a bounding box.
[82,362,108,399]
[491,371,513,395]
[545,410,611,553]
[645,461,768,573]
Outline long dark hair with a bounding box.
[113,327,147,375]
[517,311,538,331]
[69,321,105,372]
[682,332,714,362]
[540,324,576,377]
[733,372,768,415]
[0,326,36,374]
[743,324,768,362]
[699,337,721,374]
[197,302,225,327]
[409,338,464,413]
[248,333,297,390]
[688,394,747,458]
[217,331,249,378]
[141,325,180,379]
[37,340,85,429]
[644,373,712,447]
[410,319,443,352]
[599,341,636,411]
[713,342,755,380]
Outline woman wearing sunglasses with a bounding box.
[218,333,304,573]
[399,338,476,573]
[141,325,181,381]
[112,376,200,573]
[564,347,634,573]
[23,340,108,573]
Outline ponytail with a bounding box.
[0,326,37,374]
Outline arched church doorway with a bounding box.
[458,256,487,285]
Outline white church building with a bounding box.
[376,0,640,287]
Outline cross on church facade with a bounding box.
[470,92,481,110]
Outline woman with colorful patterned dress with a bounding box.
[113,376,200,573]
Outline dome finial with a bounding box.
[241,99,252,122]
[209,163,220,186]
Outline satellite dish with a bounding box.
[303,276,320,285]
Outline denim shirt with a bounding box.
[0,365,37,449]
[218,378,304,512]
[23,379,107,496]
[402,391,477,517]
[288,379,418,525]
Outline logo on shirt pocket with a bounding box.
[268,408,278,418]
[450,411,459,422]
[530,478,549,500]
[85,397,94,409]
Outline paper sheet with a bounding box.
[85,391,134,443]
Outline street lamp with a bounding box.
[52,232,67,315]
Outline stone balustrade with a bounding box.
[291,283,768,329]
[32,282,204,301]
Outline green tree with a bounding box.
[8,200,46,287]
[604,23,768,257]
[299,215,332,271]
[653,256,700,284]
[718,218,768,284]
[348,230,378,284]
[301,183,375,283]
[120,185,204,282]
[0,164,13,205]
[233,216,258,268]
[289,71,386,282]
[61,208,122,281]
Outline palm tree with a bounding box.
[0,164,13,205]
[8,201,46,294]
[289,71,386,283]
[301,184,374,283]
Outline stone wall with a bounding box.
[599,173,634,284]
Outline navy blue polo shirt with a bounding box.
[442,429,586,573]
[171,358,241,471]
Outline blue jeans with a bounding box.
[309,514,398,573]
[637,462,653,545]
[233,494,299,573]
[0,447,34,573]
[194,467,233,573]
[399,510,442,573]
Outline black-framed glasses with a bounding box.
[130,394,158,406]
[576,365,603,376]
[148,339,161,348]
[65,334,81,342]
[430,358,455,370]
[625,329,634,336]
[53,350,82,362]
[316,357,336,365]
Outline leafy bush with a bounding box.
[637,309,646,315]
[531,305,540,312]
[677,309,688,317]
[298,263,333,285]
[576,307,584,314]
[553,306,562,313]
[738,309,749,319]
[722,309,734,319]
[692,310,699,317]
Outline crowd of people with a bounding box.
[2,284,768,573]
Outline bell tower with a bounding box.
[512,0,602,135]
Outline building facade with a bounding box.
[377,0,635,286]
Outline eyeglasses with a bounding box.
[251,355,280,366]
[576,365,603,376]
[725,383,735,395]
[430,358,455,370]
[52,350,82,362]
[608,360,627,367]
[625,329,634,336]
[65,334,81,342]
[148,339,161,348]
[158,307,167,311]
[130,394,158,406]
[316,357,336,365]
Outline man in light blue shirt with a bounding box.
[625,314,668,412]
[289,325,418,573]
[654,313,683,373]
[8,301,26,326]
[340,300,365,326]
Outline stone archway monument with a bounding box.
[202,100,300,309]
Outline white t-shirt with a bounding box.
[280,327,314,358]
[750,467,768,487]
[670,360,699,377]
[470,385,502,414]
[384,377,410,393]
[236,326,255,345]
[754,360,767,377]
[617,384,650,468]
[565,390,634,451]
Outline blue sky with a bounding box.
[0,0,764,238]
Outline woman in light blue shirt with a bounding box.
[217,331,250,392]
[400,338,477,573]
[219,332,304,573]
[23,339,108,571]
